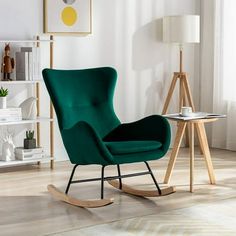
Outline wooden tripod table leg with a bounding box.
[196,124,204,155]
[189,123,195,192]
[164,121,187,184]
[195,123,216,184]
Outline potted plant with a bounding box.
[0,87,8,109]
[24,130,36,149]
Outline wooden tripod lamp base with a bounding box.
[162,71,195,115]
[161,70,195,149]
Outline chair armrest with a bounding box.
[103,115,171,153]
[61,121,114,165]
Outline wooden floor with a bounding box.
[0,148,235,236]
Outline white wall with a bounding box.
[0,0,200,161]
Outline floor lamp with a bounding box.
[162,15,200,114]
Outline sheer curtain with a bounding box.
[211,0,236,150]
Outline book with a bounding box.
[15,147,44,155]
[15,153,45,161]
[15,52,29,80]
[15,147,45,161]
[0,116,22,123]
[28,52,33,80]
[20,47,33,52]
[0,107,22,122]
[21,47,40,80]
[0,107,21,115]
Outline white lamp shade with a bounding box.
[163,15,200,44]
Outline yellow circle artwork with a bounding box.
[61,7,77,26]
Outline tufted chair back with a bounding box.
[42,67,120,138]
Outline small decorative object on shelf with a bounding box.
[24,130,36,149]
[19,97,37,120]
[0,86,8,109]
[1,43,14,81]
[1,134,15,161]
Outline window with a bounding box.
[222,0,236,101]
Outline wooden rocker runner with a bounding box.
[107,180,175,197]
[47,185,113,208]
[43,67,175,208]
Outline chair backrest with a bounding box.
[42,67,120,138]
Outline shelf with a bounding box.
[0,80,42,85]
[0,117,53,126]
[0,156,53,168]
[0,40,54,43]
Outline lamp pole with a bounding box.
[179,44,183,73]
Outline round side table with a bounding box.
[163,117,218,192]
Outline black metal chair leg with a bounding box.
[144,161,162,195]
[65,164,79,194]
[117,165,122,189]
[101,166,105,199]
[65,163,162,198]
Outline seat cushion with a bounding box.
[104,140,162,155]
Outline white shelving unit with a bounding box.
[0,36,54,169]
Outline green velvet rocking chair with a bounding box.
[43,67,175,208]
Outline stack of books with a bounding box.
[15,47,40,81]
[0,108,22,122]
[15,147,45,161]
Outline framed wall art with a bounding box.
[44,0,92,35]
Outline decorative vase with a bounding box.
[19,97,37,120]
[0,97,7,109]
[24,138,36,149]
[1,135,15,161]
